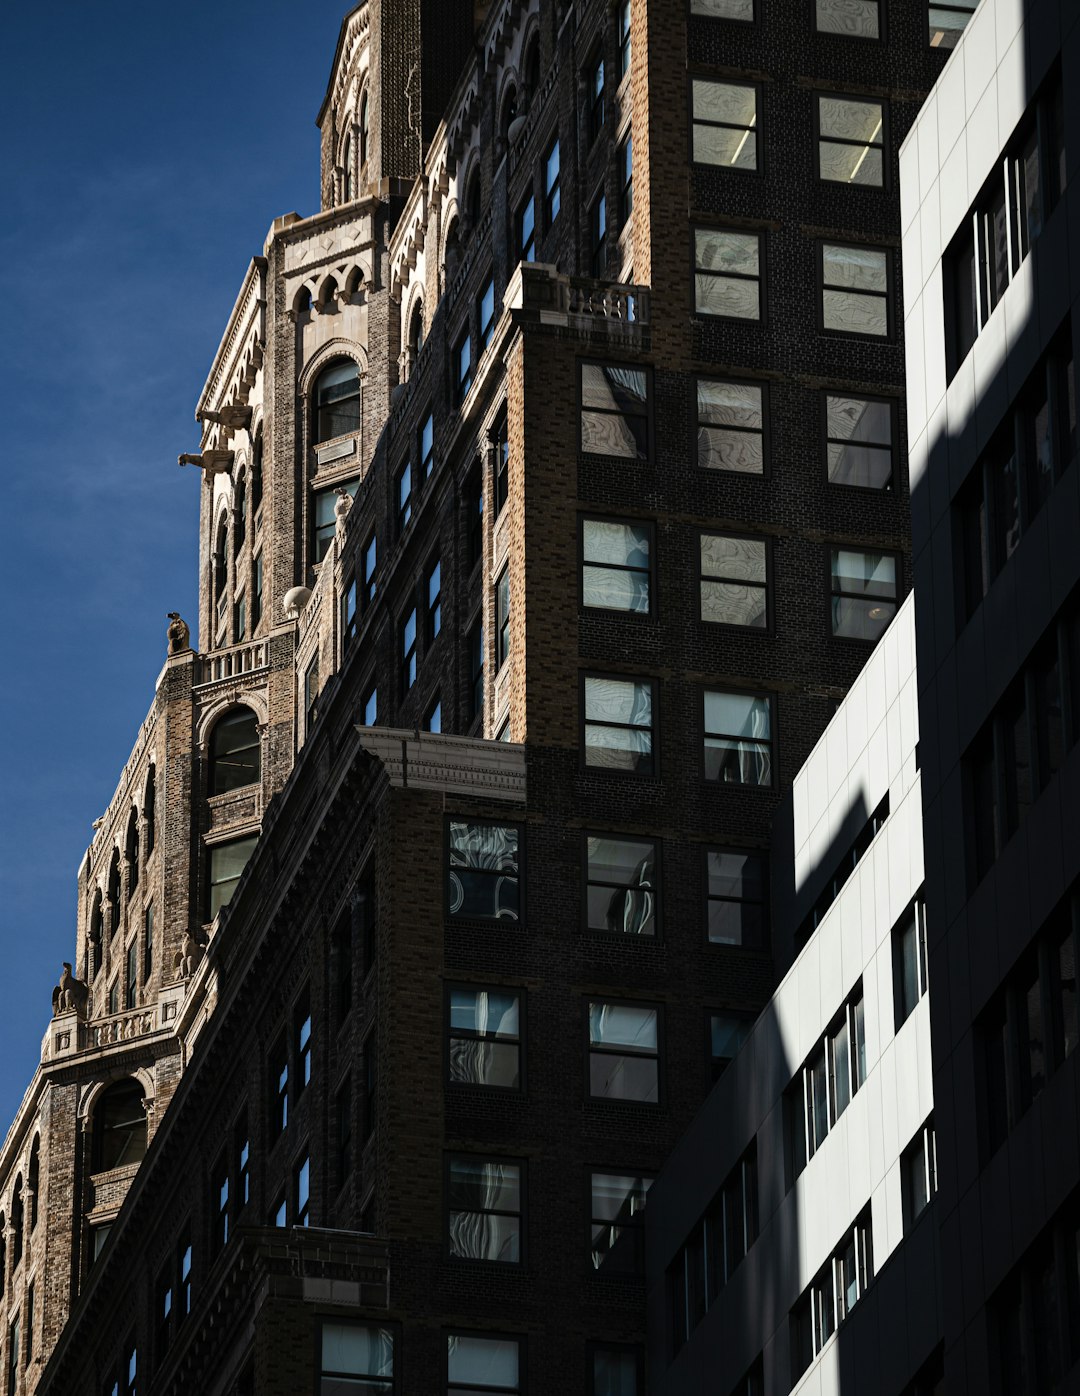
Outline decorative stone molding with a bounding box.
[357,729,526,802]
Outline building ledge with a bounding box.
[357,728,526,802]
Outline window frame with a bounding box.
[927,0,977,49]
[316,1319,396,1394]
[703,846,769,949]
[445,816,525,926]
[401,605,418,694]
[707,1007,755,1081]
[813,90,888,189]
[587,1169,654,1276]
[820,389,897,490]
[516,192,536,263]
[590,190,608,278]
[581,830,661,939]
[454,326,473,407]
[578,514,656,618]
[692,224,765,323]
[818,239,892,340]
[396,459,412,534]
[688,0,756,19]
[586,1341,645,1396]
[444,1331,524,1395]
[694,375,770,476]
[688,74,762,175]
[702,688,776,789]
[586,997,663,1106]
[445,1152,525,1266]
[477,279,496,358]
[814,0,882,41]
[580,671,658,778]
[578,359,652,461]
[827,544,901,644]
[698,529,771,631]
[445,982,525,1094]
[544,134,561,230]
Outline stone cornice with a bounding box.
[357,728,526,802]
[195,258,267,433]
[316,3,370,130]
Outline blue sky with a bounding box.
[0,0,350,1127]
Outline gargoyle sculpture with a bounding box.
[52,963,89,1018]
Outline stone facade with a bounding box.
[0,1,961,1393]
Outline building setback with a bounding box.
[0,1,962,1393]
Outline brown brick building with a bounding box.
[0,1,960,1392]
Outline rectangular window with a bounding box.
[588,51,605,142]
[825,393,894,488]
[427,558,442,642]
[401,607,417,692]
[24,1285,32,1364]
[618,135,633,224]
[179,1232,192,1318]
[234,594,246,642]
[305,657,319,730]
[928,0,976,47]
[252,551,263,628]
[691,79,758,171]
[496,569,510,671]
[420,411,434,480]
[448,821,521,922]
[447,1334,520,1393]
[816,0,879,38]
[704,690,772,786]
[449,987,521,1089]
[829,547,898,641]
[236,1115,250,1210]
[590,1346,642,1396]
[697,379,765,473]
[585,835,657,936]
[313,478,359,563]
[590,1172,652,1273]
[320,1323,394,1393]
[545,137,561,227]
[207,834,258,920]
[455,329,473,406]
[791,1212,873,1381]
[294,1153,310,1227]
[692,0,754,14]
[336,1078,352,1186]
[517,193,535,263]
[495,414,510,516]
[706,849,767,946]
[6,1319,16,1396]
[425,698,442,733]
[362,682,378,728]
[108,979,119,1016]
[700,533,767,628]
[902,1119,938,1231]
[694,228,761,319]
[709,1011,752,1079]
[590,193,608,277]
[271,1194,286,1228]
[343,574,358,651]
[618,0,631,76]
[363,1035,377,1142]
[155,1270,173,1362]
[588,1001,659,1102]
[817,94,885,186]
[821,242,889,336]
[144,903,153,982]
[363,532,378,605]
[295,991,312,1094]
[584,676,655,775]
[478,280,496,356]
[125,939,137,1010]
[789,986,867,1177]
[211,1151,229,1257]
[397,461,412,532]
[270,1034,288,1141]
[893,897,929,1028]
[582,519,652,614]
[580,362,649,458]
[448,1156,522,1263]
[469,619,484,723]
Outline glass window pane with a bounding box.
[822,290,888,336]
[698,380,762,430]
[586,836,656,935]
[590,1053,659,1102]
[704,690,770,738]
[592,1348,638,1396]
[581,364,648,413]
[447,1335,519,1388]
[692,0,754,15]
[823,244,886,293]
[450,989,519,1037]
[710,1013,751,1064]
[589,1003,657,1051]
[818,95,883,142]
[816,0,879,37]
[583,521,650,569]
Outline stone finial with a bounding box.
[166,613,191,655]
[52,963,89,1018]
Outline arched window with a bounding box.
[11,1178,23,1269]
[235,471,247,556]
[360,90,370,169]
[313,359,361,443]
[293,286,312,317]
[89,892,103,980]
[409,299,425,359]
[208,708,261,796]
[107,850,121,938]
[124,807,139,901]
[91,1080,147,1173]
[251,431,264,515]
[500,87,519,145]
[28,1138,39,1232]
[467,168,483,229]
[524,37,540,100]
[144,766,156,859]
[213,515,228,602]
[343,133,354,202]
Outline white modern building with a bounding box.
[645,596,943,1396]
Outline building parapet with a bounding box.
[193,637,270,687]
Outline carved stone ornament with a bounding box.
[173,929,203,980]
[167,612,191,655]
[334,487,354,540]
[52,962,89,1018]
